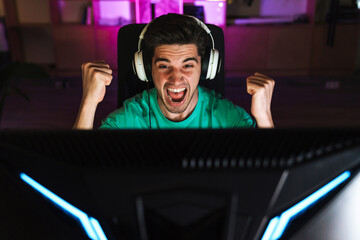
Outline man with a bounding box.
[73,14,275,129]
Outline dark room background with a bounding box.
[0,0,359,129]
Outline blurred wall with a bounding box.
[0,0,5,17]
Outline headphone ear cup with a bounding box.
[207,48,220,80]
[133,51,147,82]
[201,48,220,80]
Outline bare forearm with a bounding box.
[73,99,98,130]
[254,112,274,128]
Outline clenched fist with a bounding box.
[73,61,113,129]
[246,72,275,128]
[81,61,113,104]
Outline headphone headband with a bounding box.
[137,15,215,52]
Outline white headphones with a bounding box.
[132,15,220,82]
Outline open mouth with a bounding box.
[166,88,187,104]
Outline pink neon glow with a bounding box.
[135,0,140,23]
[179,0,184,14]
[154,0,183,18]
[194,1,225,26]
[98,1,134,25]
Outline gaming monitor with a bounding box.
[1,129,360,240]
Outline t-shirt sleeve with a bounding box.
[233,105,256,128]
[98,108,128,129]
[201,87,256,128]
[219,100,256,128]
[98,103,149,129]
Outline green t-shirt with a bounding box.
[99,86,255,129]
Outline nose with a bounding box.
[168,67,183,83]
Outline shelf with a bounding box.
[52,23,93,27]
[6,0,329,74]
[183,0,225,2]
[57,0,92,24]
[55,0,91,2]
[93,0,136,2]
[8,23,53,28]
[16,0,51,25]
[94,25,122,29]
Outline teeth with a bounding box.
[168,88,185,93]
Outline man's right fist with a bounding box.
[81,60,113,104]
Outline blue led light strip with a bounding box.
[20,173,107,240]
[262,171,351,240]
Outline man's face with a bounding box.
[151,44,201,121]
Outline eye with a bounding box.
[158,65,168,69]
[184,64,194,68]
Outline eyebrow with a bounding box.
[154,58,170,64]
[154,57,199,64]
[184,57,199,63]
